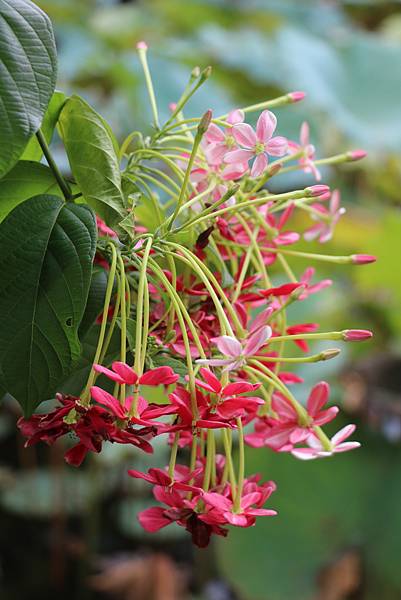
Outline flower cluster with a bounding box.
[17,45,375,547]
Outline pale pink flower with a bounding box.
[298,267,332,300]
[304,189,346,243]
[224,110,288,178]
[291,424,360,460]
[197,322,272,372]
[288,121,321,181]
[205,109,244,166]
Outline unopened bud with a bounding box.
[347,149,367,162]
[318,191,331,202]
[199,66,212,83]
[197,109,213,135]
[288,91,306,103]
[320,348,341,361]
[136,41,148,51]
[191,66,201,80]
[351,254,376,265]
[169,102,177,112]
[342,329,373,341]
[267,162,283,177]
[305,184,331,197]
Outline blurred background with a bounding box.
[1,0,401,598]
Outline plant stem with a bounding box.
[36,129,72,201]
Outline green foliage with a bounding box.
[21,91,66,161]
[0,195,96,415]
[0,161,63,222]
[0,0,57,176]
[58,95,126,227]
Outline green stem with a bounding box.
[81,244,118,404]
[137,45,160,129]
[36,130,72,200]
[234,417,245,512]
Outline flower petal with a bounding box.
[224,148,254,164]
[232,123,257,148]
[206,123,225,143]
[256,110,277,142]
[244,326,272,356]
[138,507,171,532]
[307,381,330,416]
[265,136,288,157]
[227,109,244,125]
[250,154,268,178]
[211,335,242,358]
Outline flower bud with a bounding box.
[320,348,341,361]
[199,66,212,83]
[342,329,373,341]
[197,109,213,135]
[347,149,367,162]
[288,91,306,103]
[267,162,283,177]
[191,66,201,80]
[317,191,331,202]
[351,254,376,265]
[305,185,331,197]
[136,41,148,51]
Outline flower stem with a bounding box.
[81,244,118,404]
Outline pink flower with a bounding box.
[128,467,201,493]
[197,326,272,372]
[304,189,346,243]
[288,121,321,181]
[90,386,177,426]
[202,479,277,527]
[137,485,227,547]
[245,382,338,451]
[205,109,244,166]
[224,110,288,177]
[298,267,332,300]
[94,362,179,387]
[96,216,117,238]
[291,424,360,460]
[193,368,264,419]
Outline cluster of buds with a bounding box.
[18,43,375,547]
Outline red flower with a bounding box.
[94,362,179,387]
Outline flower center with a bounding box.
[255,142,265,155]
[225,134,236,149]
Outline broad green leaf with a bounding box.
[0,161,62,222]
[59,323,120,398]
[0,194,97,415]
[0,0,57,176]
[21,91,67,162]
[58,95,126,227]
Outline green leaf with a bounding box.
[0,0,57,177]
[58,95,126,227]
[152,354,188,382]
[0,194,97,415]
[59,323,120,397]
[0,161,63,222]
[21,91,67,162]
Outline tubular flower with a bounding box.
[15,45,375,549]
